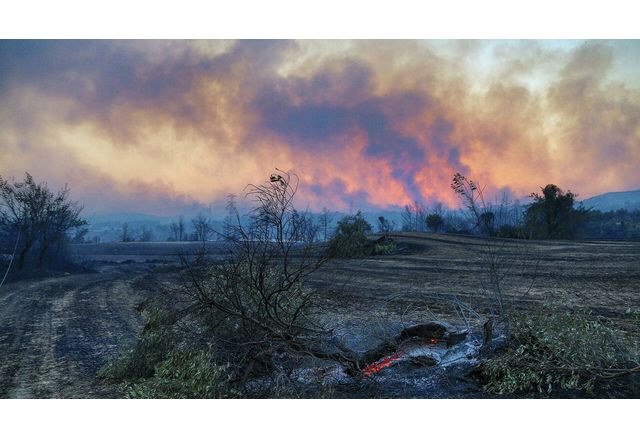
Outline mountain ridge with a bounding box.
[581,188,640,212]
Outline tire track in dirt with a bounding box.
[0,265,154,398]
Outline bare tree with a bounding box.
[401,204,413,231]
[139,225,153,242]
[0,173,86,270]
[318,207,333,241]
[401,201,427,232]
[120,222,132,242]
[178,216,186,241]
[414,201,427,232]
[191,213,212,243]
[168,222,179,241]
[376,216,395,235]
[167,217,187,241]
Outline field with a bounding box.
[0,234,638,398]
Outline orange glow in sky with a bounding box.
[1,40,639,215]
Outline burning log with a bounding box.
[362,324,447,377]
[360,322,472,378]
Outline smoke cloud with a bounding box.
[1,40,639,214]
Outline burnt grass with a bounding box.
[0,234,638,398]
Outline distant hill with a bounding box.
[581,189,640,212]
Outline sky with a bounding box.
[1,40,639,216]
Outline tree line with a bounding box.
[393,178,640,241]
[2,171,638,277]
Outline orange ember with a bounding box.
[362,337,444,377]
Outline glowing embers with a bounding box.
[362,353,402,377]
[362,336,445,377]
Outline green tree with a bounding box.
[525,184,586,239]
[326,211,373,257]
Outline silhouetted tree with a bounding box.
[401,201,427,231]
[401,204,413,231]
[376,216,395,235]
[168,222,179,241]
[414,201,427,232]
[121,222,133,242]
[319,207,333,241]
[425,213,444,232]
[139,225,153,242]
[0,173,87,270]
[178,216,186,241]
[525,184,586,239]
[191,213,212,242]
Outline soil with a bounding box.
[310,233,640,333]
[0,263,166,398]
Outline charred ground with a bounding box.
[0,234,638,398]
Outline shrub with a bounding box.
[192,258,319,361]
[98,308,176,382]
[121,349,240,399]
[99,309,240,398]
[101,171,362,397]
[326,212,395,258]
[481,307,640,396]
[326,211,375,258]
[425,213,444,232]
[374,241,396,255]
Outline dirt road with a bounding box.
[0,264,158,398]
